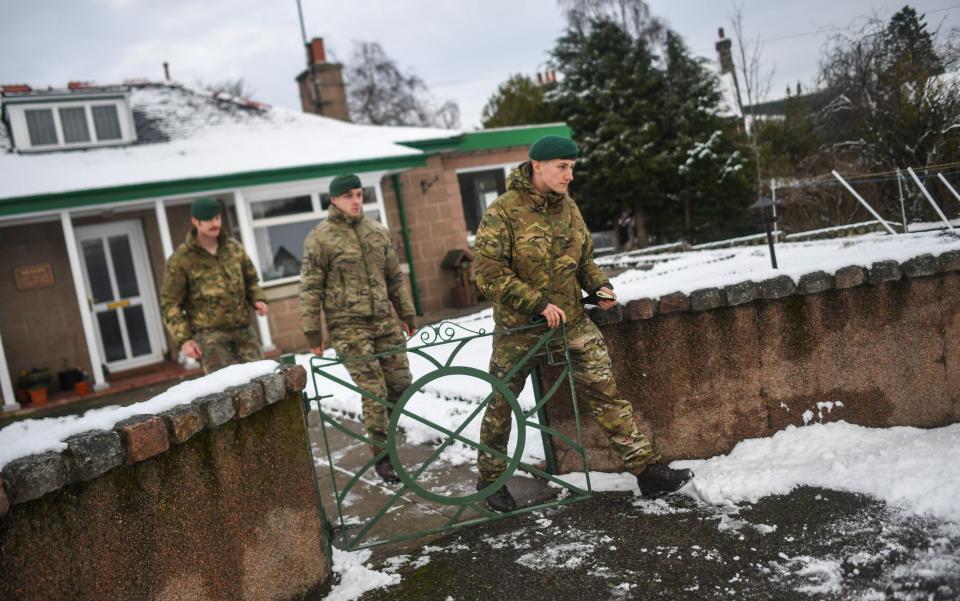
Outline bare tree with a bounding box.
[558,0,666,45]
[729,2,775,191]
[345,41,460,129]
[197,77,256,99]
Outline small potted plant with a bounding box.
[19,368,52,406]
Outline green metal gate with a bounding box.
[304,320,594,551]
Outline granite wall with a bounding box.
[0,364,331,601]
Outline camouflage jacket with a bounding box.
[475,162,609,329]
[299,205,415,346]
[160,231,266,346]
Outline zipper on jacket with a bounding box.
[352,222,376,315]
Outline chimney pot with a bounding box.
[718,28,725,40]
[536,72,544,85]
[309,38,327,65]
[163,62,171,81]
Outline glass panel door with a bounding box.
[76,221,164,372]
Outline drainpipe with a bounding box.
[391,174,423,315]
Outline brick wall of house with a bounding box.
[0,222,91,393]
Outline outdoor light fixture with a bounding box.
[750,196,779,269]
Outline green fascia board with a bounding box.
[397,123,572,155]
[0,153,427,217]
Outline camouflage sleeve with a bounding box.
[474,206,546,315]
[159,256,192,346]
[574,206,609,293]
[241,251,267,305]
[299,234,327,346]
[383,233,416,322]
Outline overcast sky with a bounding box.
[2,1,958,129]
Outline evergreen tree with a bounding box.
[663,32,753,241]
[550,19,670,246]
[481,75,561,128]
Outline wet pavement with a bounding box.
[307,416,960,600]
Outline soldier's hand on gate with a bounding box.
[254,301,269,316]
[310,344,325,356]
[181,339,203,359]
[597,287,618,310]
[402,321,417,337]
[540,303,567,328]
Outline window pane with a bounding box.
[251,195,312,220]
[457,170,505,233]
[59,107,91,143]
[82,239,114,303]
[320,186,376,210]
[108,235,139,298]
[123,305,151,357]
[25,109,58,146]
[254,219,323,281]
[92,105,122,140]
[97,310,126,362]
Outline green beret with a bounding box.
[329,174,362,198]
[528,135,578,161]
[190,197,221,221]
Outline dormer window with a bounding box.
[4,90,136,152]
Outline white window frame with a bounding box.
[246,175,389,287]
[7,96,137,152]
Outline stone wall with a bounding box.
[0,364,332,601]
[544,250,960,473]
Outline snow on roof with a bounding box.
[0,81,459,201]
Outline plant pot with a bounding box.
[74,381,90,396]
[27,387,48,406]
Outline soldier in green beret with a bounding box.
[299,174,417,483]
[474,135,693,512]
[160,197,269,374]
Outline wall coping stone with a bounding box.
[115,415,170,464]
[193,392,235,427]
[625,298,658,320]
[723,281,759,306]
[1,452,68,505]
[902,254,937,278]
[797,271,834,295]
[617,249,955,323]
[64,429,124,482]
[868,260,902,284]
[939,249,960,271]
[659,291,691,314]
[587,304,623,327]
[758,275,797,299]
[0,364,307,514]
[690,288,726,312]
[160,404,206,445]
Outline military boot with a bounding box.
[477,478,516,513]
[374,456,401,484]
[636,463,694,498]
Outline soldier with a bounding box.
[160,197,269,374]
[299,174,417,484]
[474,135,694,512]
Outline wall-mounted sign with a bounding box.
[14,263,54,291]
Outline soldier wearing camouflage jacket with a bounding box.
[299,174,416,483]
[160,197,268,374]
[473,136,693,512]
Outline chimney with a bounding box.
[296,36,351,121]
[163,62,171,81]
[716,27,744,118]
[1,84,32,93]
[715,28,734,74]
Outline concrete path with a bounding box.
[307,416,960,600]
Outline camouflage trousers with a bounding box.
[329,318,413,456]
[194,325,264,374]
[478,317,660,481]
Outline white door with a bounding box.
[75,220,165,372]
